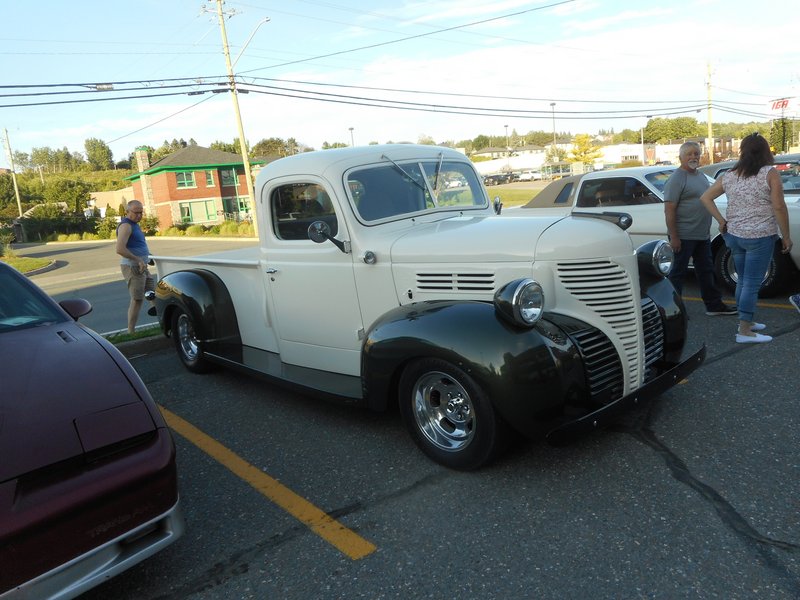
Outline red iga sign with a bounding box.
[770,98,790,111]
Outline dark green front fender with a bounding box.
[361,301,588,438]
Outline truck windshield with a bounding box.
[348,160,486,222]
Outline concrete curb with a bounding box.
[115,334,172,359]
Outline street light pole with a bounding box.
[2,128,23,217]
[349,127,355,147]
[214,0,258,235]
[504,124,510,170]
[550,103,557,148]
[641,115,652,165]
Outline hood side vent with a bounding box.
[416,272,495,292]
[57,330,78,343]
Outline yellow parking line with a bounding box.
[159,405,377,560]
[682,295,797,310]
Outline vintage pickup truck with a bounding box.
[151,145,704,470]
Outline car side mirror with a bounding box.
[308,220,350,254]
[59,298,92,320]
[493,197,503,215]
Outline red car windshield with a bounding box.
[0,268,67,332]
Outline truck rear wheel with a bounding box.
[171,308,212,373]
[398,358,507,470]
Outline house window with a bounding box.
[178,200,217,223]
[205,170,214,186]
[176,171,196,188]
[220,168,237,187]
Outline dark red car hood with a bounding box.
[0,322,156,482]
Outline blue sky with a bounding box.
[1,0,798,168]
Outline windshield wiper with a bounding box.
[381,154,428,194]
[432,152,443,198]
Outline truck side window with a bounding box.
[270,183,338,241]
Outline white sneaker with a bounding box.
[750,323,766,331]
[735,332,772,344]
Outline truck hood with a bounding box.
[388,213,636,304]
[389,214,564,263]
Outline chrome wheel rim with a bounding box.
[176,313,199,361]
[726,253,772,285]
[412,371,475,452]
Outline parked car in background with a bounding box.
[516,170,543,181]
[0,261,183,599]
[511,165,800,296]
[483,173,512,186]
[699,153,800,197]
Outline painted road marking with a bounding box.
[159,406,377,560]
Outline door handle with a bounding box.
[265,268,278,274]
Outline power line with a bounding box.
[236,0,576,74]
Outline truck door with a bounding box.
[263,180,363,376]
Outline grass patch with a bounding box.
[103,324,162,344]
[0,255,52,273]
[487,188,540,207]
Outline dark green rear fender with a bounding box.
[361,301,588,437]
[155,269,241,348]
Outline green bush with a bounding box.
[82,232,100,241]
[95,216,119,240]
[140,215,160,236]
[57,233,83,242]
[238,222,255,237]
[218,221,240,236]
[185,225,206,237]
[161,226,185,236]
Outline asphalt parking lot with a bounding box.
[79,280,800,600]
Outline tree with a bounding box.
[85,138,113,170]
[251,137,291,157]
[472,135,490,151]
[43,178,92,214]
[321,141,348,149]
[12,151,30,171]
[568,134,602,165]
[545,147,568,162]
[210,140,239,154]
[417,134,436,145]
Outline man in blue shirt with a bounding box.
[116,200,155,333]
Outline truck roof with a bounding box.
[255,144,471,184]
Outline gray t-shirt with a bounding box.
[663,168,712,240]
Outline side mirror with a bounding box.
[308,220,350,254]
[493,197,503,215]
[59,298,92,320]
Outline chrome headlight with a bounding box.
[636,239,673,277]
[494,278,544,327]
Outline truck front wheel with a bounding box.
[398,358,507,470]
[171,308,212,373]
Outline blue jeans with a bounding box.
[668,238,723,309]
[722,233,776,322]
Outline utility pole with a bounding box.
[2,128,24,217]
[212,0,258,235]
[706,61,714,163]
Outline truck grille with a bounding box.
[557,260,641,391]
[416,272,495,292]
[641,297,664,379]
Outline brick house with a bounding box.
[125,145,264,228]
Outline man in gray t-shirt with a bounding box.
[663,141,735,315]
